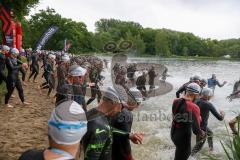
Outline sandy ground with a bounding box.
[0,73,54,160]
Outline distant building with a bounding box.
[223,55,231,59]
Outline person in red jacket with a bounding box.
[171,83,205,160]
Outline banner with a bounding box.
[0,3,16,47]
[16,22,22,50]
[35,25,59,51]
[64,38,71,52]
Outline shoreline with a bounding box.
[77,53,240,61]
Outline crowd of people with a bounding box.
[113,62,161,99]
[172,74,239,160]
[1,44,240,160]
[0,45,146,160]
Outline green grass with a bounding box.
[203,121,240,160]
[0,82,6,104]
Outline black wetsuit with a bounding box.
[56,81,86,111]
[18,149,75,160]
[111,107,133,160]
[41,60,54,96]
[136,75,147,97]
[18,149,44,160]
[17,55,26,82]
[87,69,103,105]
[29,53,39,81]
[5,57,24,104]
[176,81,191,98]
[127,66,136,81]
[82,108,129,160]
[191,98,224,155]
[233,81,240,93]
[148,69,157,89]
[171,98,202,160]
[0,53,6,85]
[56,62,68,93]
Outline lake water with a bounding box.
[101,57,240,160]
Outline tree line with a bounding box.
[1,2,240,58]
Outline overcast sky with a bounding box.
[31,0,240,40]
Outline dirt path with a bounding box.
[0,74,54,160]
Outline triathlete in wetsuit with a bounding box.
[56,54,70,94]
[5,48,28,107]
[40,55,55,96]
[83,107,129,160]
[233,78,240,93]
[176,75,201,98]
[19,100,87,160]
[227,78,240,101]
[111,88,143,160]
[86,68,103,105]
[148,66,157,89]
[28,52,40,82]
[191,88,224,155]
[171,83,204,160]
[0,45,10,85]
[56,65,87,110]
[136,72,147,98]
[111,107,133,160]
[17,54,27,84]
[83,86,144,160]
[56,81,86,111]
[127,63,137,85]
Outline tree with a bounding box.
[0,0,40,20]
[142,28,157,55]
[155,30,171,57]
[92,32,113,52]
[182,47,188,56]
[25,8,91,53]
[125,31,145,55]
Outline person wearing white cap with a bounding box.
[56,65,87,111]
[176,75,202,98]
[111,87,144,160]
[39,54,56,97]
[0,45,10,85]
[20,48,25,56]
[200,78,207,89]
[56,54,70,96]
[171,83,205,160]
[17,49,28,86]
[5,48,30,108]
[191,88,224,156]
[19,100,87,160]
[82,86,144,160]
[86,66,104,106]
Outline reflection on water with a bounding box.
[125,58,240,160]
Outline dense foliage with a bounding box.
[0,0,40,20]
[20,8,240,57]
